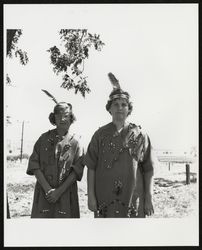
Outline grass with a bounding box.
[6,160,198,219]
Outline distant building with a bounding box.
[155,149,193,157]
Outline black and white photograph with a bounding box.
[4,3,199,247]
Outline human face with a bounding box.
[109,98,129,122]
[55,111,71,130]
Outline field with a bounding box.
[6,159,198,219]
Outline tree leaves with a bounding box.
[7,29,29,65]
[6,30,29,88]
[60,74,90,97]
[48,29,105,97]
[15,49,29,65]
[7,29,21,57]
[6,74,11,85]
[6,116,12,125]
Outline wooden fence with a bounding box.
[157,155,196,185]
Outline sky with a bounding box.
[4,4,198,154]
[4,4,199,247]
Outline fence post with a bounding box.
[186,163,190,185]
[168,162,171,171]
[20,121,24,163]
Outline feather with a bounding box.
[41,89,58,104]
[108,72,121,90]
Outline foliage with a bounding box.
[48,29,105,97]
[6,29,29,127]
[6,74,11,86]
[7,29,29,65]
[6,115,12,125]
[7,153,30,161]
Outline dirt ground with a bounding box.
[6,159,198,219]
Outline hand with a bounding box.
[88,194,97,212]
[46,188,62,203]
[144,193,154,216]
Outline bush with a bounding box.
[7,153,30,161]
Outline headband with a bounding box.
[109,93,129,101]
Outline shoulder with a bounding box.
[40,129,56,139]
[129,122,141,133]
[35,129,56,146]
[85,123,113,144]
[96,122,114,135]
[128,123,148,138]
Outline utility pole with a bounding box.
[20,120,24,162]
[18,120,29,162]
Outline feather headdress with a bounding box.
[42,89,58,104]
[108,72,121,90]
[107,72,129,101]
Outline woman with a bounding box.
[84,73,156,218]
[27,99,84,218]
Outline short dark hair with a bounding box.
[49,112,76,126]
[106,89,133,116]
[49,102,76,126]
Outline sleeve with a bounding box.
[26,136,41,175]
[141,134,158,174]
[71,139,84,181]
[83,131,99,170]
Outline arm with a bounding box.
[27,136,53,195]
[47,159,84,204]
[47,139,85,203]
[142,135,156,216]
[144,170,154,216]
[87,168,97,211]
[33,169,53,194]
[46,170,77,203]
[83,131,99,212]
[58,171,77,194]
[144,170,154,197]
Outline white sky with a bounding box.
[4,4,199,247]
[4,4,198,153]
